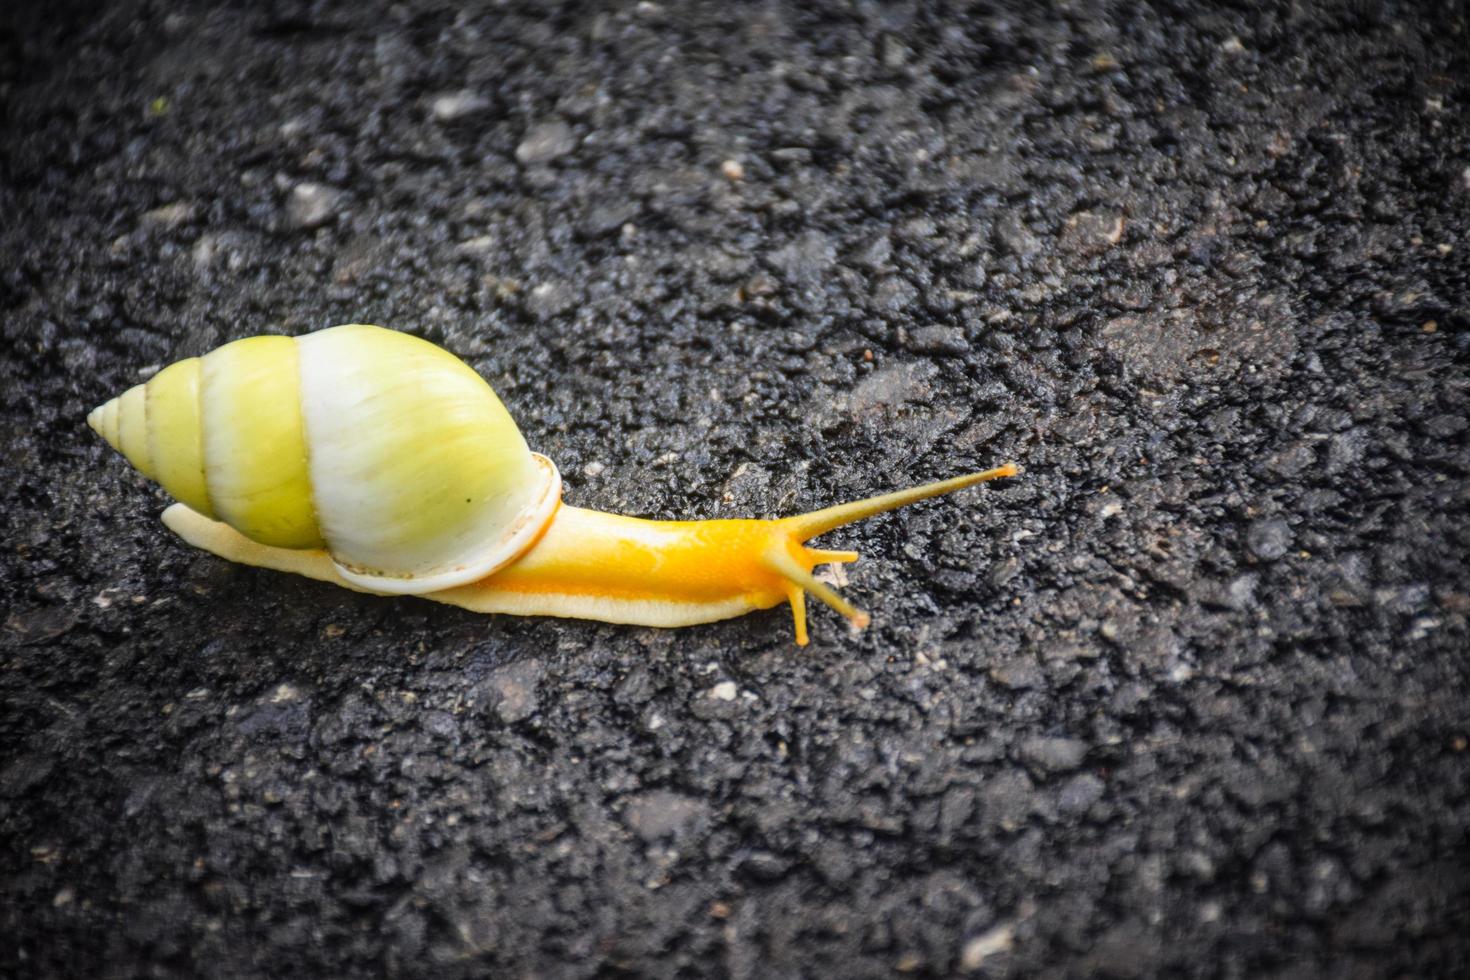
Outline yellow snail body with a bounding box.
[89,324,1017,645]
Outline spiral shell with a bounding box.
[88,324,561,593]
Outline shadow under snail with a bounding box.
[88,324,1017,645]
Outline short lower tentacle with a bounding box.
[786,586,809,647]
[762,546,872,633]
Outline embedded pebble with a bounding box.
[960,922,1015,971]
[906,325,969,356]
[286,182,341,229]
[994,214,1041,257]
[1018,737,1089,774]
[1246,518,1293,562]
[1057,773,1106,814]
[871,275,917,311]
[767,230,836,285]
[623,791,708,842]
[516,121,578,164]
[455,235,496,255]
[526,281,578,319]
[475,660,544,724]
[1058,210,1125,254]
[430,90,490,121]
[140,202,194,228]
[989,656,1044,690]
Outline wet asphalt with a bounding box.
[2,1,1469,977]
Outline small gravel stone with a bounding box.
[1018,737,1088,774]
[960,922,1015,971]
[994,214,1041,258]
[1058,210,1125,254]
[897,216,936,242]
[420,710,459,740]
[737,851,790,881]
[989,656,1044,690]
[4,605,79,644]
[526,281,578,319]
[767,230,836,284]
[872,275,918,310]
[516,121,578,165]
[1423,414,1467,439]
[286,182,341,230]
[769,146,812,164]
[906,325,969,356]
[978,770,1035,831]
[1246,518,1293,562]
[578,201,639,237]
[430,90,490,122]
[953,261,988,288]
[1057,773,1106,814]
[850,234,892,269]
[623,791,708,842]
[455,235,496,255]
[475,660,543,724]
[847,361,938,412]
[140,202,194,228]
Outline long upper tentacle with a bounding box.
[780,463,1018,542]
[762,546,871,630]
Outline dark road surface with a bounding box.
[3,1,1468,976]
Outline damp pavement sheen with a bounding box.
[2,2,1468,977]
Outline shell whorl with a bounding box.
[88,324,561,594]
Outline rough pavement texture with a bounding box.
[3,1,1469,977]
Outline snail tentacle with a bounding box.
[785,585,809,647]
[779,463,1019,542]
[760,544,871,634]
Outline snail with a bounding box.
[88,324,1017,645]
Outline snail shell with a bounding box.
[87,324,560,593]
